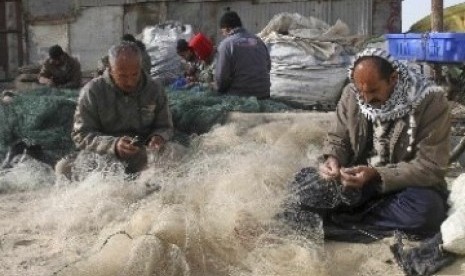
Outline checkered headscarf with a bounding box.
[348,48,444,152]
[348,48,443,122]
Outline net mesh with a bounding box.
[0,88,293,163]
[167,89,293,134]
[0,88,79,162]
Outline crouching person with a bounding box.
[56,41,173,179]
[283,48,451,241]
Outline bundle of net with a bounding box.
[0,87,78,161]
[51,114,332,276]
[167,90,293,134]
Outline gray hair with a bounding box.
[108,41,142,67]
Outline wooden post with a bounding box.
[431,0,444,83]
[431,0,444,31]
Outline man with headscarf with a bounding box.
[215,11,271,99]
[38,45,82,89]
[55,41,173,178]
[286,48,450,241]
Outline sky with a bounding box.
[402,0,465,31]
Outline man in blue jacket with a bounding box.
[215,11,271,99]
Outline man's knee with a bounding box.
[400,187,447,228]
[371,187,447,233]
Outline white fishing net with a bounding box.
[1,113,334,276]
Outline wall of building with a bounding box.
[0,0,24,80]
[27,24,69,65]
[69,6,123,71]
[19,0,401,75]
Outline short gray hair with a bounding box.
[108,41,142,67]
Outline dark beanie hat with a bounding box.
[176,39,190,53]
[219,11,242,29]
[122,34,136,42]
[49,45,64,59]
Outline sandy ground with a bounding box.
[1,189,464,276]
[1,113,465,276]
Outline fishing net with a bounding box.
[0,87,293,165]
[0,88,79,162]
[167,89,293,134]
[49,116,330,276]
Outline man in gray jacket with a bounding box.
[286,48,450,240]
[215,11,271,99]
[56,42,173,177]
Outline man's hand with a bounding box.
[339,166,380,189]
[147,135,165,151]
[319,156,341,180]
[116,136,141,159]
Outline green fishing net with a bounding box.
[0,88,79,161]
[0,87,293,161]
[167,89,293,134]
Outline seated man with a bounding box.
[176,38,200,84]
[95,34,152,77]
[286,48,450,240]
[177,34,216,89]
[190,33,216,88]
[38,45,82,89]
[215,11,271,99]
[56,41,173,178]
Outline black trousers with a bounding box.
[286,167,448,240]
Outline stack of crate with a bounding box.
[385,33,465,63]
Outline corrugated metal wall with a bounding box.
[0,0,24,80]
[212,0,373,36]
[127,0,375,44]
[123,0,375,42]
[27,24,68,66]
[70,6,123,71]
[22,0,402,74]
[77,0,375,35]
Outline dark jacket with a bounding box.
[72,71,173,156]
[215,28,271,99]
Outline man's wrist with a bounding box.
[368,166,382,191]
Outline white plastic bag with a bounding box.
[440,174,465,254]
[140,21,193,83]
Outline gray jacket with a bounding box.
[215,28,271,98]
[39,53,82,89]
[324,84,450,193]
[72,71,173,156]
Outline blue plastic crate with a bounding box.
[426,33,465,63]
[385,33,426,61]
